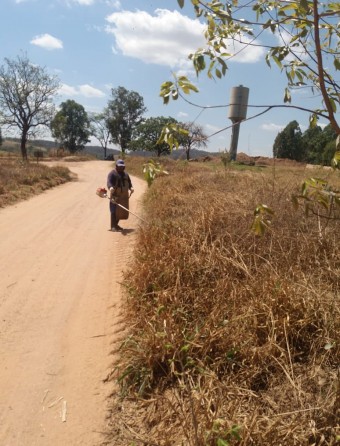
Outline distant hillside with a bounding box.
[84,146,120,159]
[124,148,219,160]
[1,138,220,160]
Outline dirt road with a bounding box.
[0,160,146,446]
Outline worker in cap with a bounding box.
[107,159,134,231]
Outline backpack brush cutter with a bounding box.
[96,187,147,223]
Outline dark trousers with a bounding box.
[110,203,119,228]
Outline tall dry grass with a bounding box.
[108,160,339,446]
[0,158,73,207]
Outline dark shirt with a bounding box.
[107,169,132,191]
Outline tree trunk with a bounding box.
[313,0,340,135]
[21,132,28,161]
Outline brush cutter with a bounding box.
[96,187,147,224]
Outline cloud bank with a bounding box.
[59,83,105,98]
[105,9,265,69]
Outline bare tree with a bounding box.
[89,108,112,159]
[0,53,60,160]
[180,122,208,160]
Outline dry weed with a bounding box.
[0,159,73,207]
[108,161,339,446]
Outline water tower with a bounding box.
[228,85,249,161]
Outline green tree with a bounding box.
[89,108,111,159]
[130,116,178,156]
[302,124,337,164]
[51,100,91,153]
[107,86,147,153]
[179,122,208,161]
[322,139,337,166]
[161,1,339,137]
[273,120,304,160]
[0,53,60,160]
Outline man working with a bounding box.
[107,159,134,231]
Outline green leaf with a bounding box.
[284,88,291,103]
[272,55,283,69]
[299,0,309,13]
[329,97,337,112]
[230,425,242,440]
[217,439,229,446]
[331,151,340,169]
[309,113,318,128]
[181,344,190,352]
[177,0,185,8]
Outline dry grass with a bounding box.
[107,159,339,446]
[0,158,73,207]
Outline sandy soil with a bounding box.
[0,160,146,446]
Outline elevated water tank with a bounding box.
[228,85,249,121]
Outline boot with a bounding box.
[111,213,123,231]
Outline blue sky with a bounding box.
[0,0,338,157]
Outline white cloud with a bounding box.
[106,0,121,7]
[79,84,105,98]
[105,9,265,69]
[260,123,285,132]
[72,0,95,5]
[177,112,189,119]
[30,34,63,50]
[225,36,266,63]
[59,83,105,98]
[59,84,78,96]
[106,9,206,68]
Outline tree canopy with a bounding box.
[130,116,178,156]
[107,86,147,153]
[0,53,60,160]
[160,0,339,146]
[273,121,337,163]
[301,123,337,164]
[273,120,303,160]
[51,100,91,153]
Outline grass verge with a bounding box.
[107,159,339,446]
[0,158,73,207]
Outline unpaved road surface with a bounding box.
[0,160,146,446]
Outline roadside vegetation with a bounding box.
[0,141,95,207]
[107,158,340,446]
[0,156,73,208]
